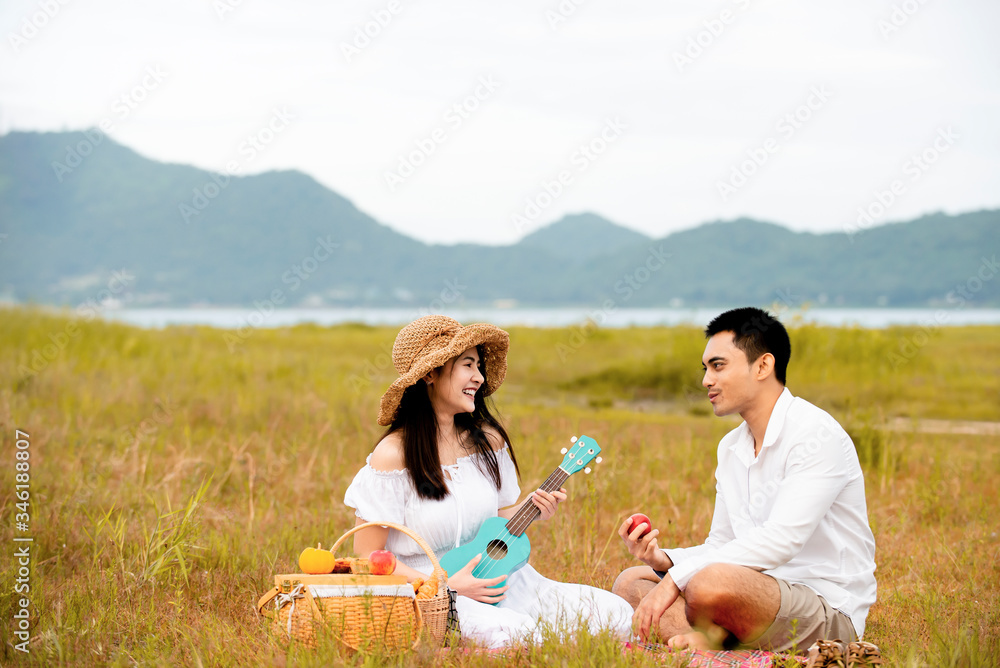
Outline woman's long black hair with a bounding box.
[381,345,519,500]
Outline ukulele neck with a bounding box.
[504,467,570,537]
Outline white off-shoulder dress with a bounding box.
[343,446,633,648]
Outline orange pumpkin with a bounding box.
[298,543,336,574]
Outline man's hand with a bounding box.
[618,517,672,572]
[633,575,681,642]
[447,553,509,603]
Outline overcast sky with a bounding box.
[2,0,998,245]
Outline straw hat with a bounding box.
[377,315,509,426]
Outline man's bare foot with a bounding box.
[667,631,710,650]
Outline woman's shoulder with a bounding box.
[480,424,508,452]
[369,432,406,473]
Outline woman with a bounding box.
[343,315,633,647]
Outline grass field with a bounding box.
[1,307,998,666]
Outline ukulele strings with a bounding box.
[470,442,595,581]
[474,469,564,580]
[474,466,570,581]
[507,469,569,535]
[476,441,598,581]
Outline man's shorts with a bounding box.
[744,576,857,653]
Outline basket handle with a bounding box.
[302,585,324,625]
[256,587,279,618]
[331,521,449,598]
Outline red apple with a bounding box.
[628,513,653,538]
[369,549,397,575]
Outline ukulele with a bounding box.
[438,435,603,604]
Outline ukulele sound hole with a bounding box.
[486,539,509,560]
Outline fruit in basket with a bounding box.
[369,549,397,575]
[333,558,354,574]
[298,544,336,574]
[416,575,438,599]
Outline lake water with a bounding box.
[99,307,1000,330]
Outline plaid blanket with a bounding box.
[439,642,805,666]
[625,641,806,667]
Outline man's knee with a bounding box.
[612,565,659,608]
[684,563,739,617]
[684,563,779,636]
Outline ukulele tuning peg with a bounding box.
[584,467,592,474]
[570,436,578,443]
[560,447,568,455]
[596,457,603,464]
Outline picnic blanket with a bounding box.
[440,642,804,666]
[625,641,802,666]
[625,642,808,666]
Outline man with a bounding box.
[612,307,877,652]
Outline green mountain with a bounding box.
[584,214,999,307]
[519,213,651,262]
[1,130,997,308]
[0,130,430,306]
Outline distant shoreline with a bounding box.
[46,306,1000,330]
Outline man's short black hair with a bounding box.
[705,307,791,384]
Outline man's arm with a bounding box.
[632,572,682,641]
[668,431,852,589]
[662,480,735,576]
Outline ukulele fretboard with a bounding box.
[504,467,570,537]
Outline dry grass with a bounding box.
[0,306,997,666]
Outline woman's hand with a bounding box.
[447,553,509,604]
[618,517,672,572]
[531,488,567,521]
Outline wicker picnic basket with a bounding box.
[256,571,421,651]
[332,522,452,646]
[256,522,451,651]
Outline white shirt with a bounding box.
[665,388,877,638]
